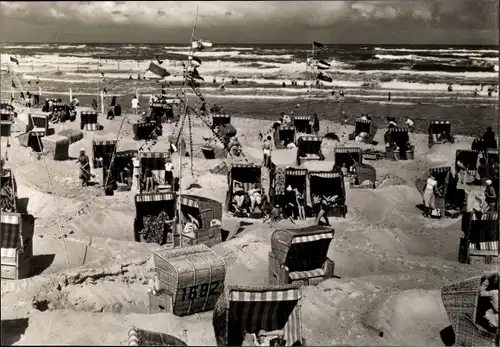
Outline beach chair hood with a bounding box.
[212,284,304,346]
[334,147,362,168]
[270,226,335,282]
[309,171,345,202]
[455,149,480,171]
[297,136,322,154]
[128,327,188,346]
[1,213,35,255]
[385,128,409,146]
[179,194,223,229]
[441,273,497,346]
[429,120,452,135]
[139,152,170,185]
[212,114,231,127]
[355,118,372,135]
[293,116,312,134]
[229,163,261,192]
[353,162,376,184]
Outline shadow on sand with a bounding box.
[1,318,29,346]
[31,254,55,276]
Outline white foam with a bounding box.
[374,47,498,54]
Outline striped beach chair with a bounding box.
[27,113,49,133]
[128,327,187,346]
[133,121,157,141]
[0,102,14,112]
[459,212,498,265]
[177,194,223,247]
[150,102,174,123]
[428,120,454,147]
[308,171,347,218]
[0,109,14,122]
[455,149,480,184]
[213,284,305,346]
[334,147,362,171]
[292,115,312,134]
[133,192,176,242]
[212,114,231,127]
[277,125,296,148]
[28,129,46,153]
[80,110,99,131]
[270,167,308,205]
[226,163,262,216]
[441,273,497,347]
[92,139,117,168]
[269,226,335,286]
[139,152,170,191]
[1,212,35,280]
[296,136,323,166]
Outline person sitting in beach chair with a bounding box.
[294,187,306,220]
[182,214,200,241]
[143,168,157,192]
[232,181,247,214]
[248,183,263,213]
[478,274,499,333]
[315,194,338,226]
[456,160,469,184]
[283,185,298,220]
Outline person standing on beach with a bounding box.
[262,135,272,167]
[131,96,139,114]
[422,173,438,217]
[388,92,391,102]
[132,154,140,191]
[77,149,91,187]
[405,118,415,132]
[310,114,320,135]
[483,180,497,212]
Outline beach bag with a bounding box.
[431,208,442,218]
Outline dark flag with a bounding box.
[146,62,170,78]
[316,72,332,82]
[155,55,163,64]
[313,41,325,49]
[189,55,202,67]
[11,80,16,88]
[10,56,19,65]
[317,59,330,69]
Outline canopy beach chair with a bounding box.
[293,116,312,134]
[150,102,175,123]
[92,139,117,169]
[350,118,377,143]
[296,136,324,166]
[133,192,176,244]
[334,147,362,172]
[308,170,347,217]
[441,273,497,347]
[138,152,170,193]
[128,327,187,346]
[269,166,308,207]
[275,125,296,149]
[455,149,480,185]
[428,120,454,148]
[80,110,99,131]
[384,128,414,160]
[458,212,498,265]
[269,225,335,286]
[1,212,35,279]
[104,150,137,190]
[225,163,263,218]
[213,284,306,346]
[133,121,158,141]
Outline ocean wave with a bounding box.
[374,54,449,62]
[374,47,498,54]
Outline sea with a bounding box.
[1,43,498,100]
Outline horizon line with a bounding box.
[1,42,498,47]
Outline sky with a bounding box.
[0,0,498,45]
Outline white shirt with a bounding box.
[389,121,398,127]
[132,157,140,168]
[131,98,139,109]
[426,178,437,190]
[405,119,414,127]
[360,116,368,121]
[164,162,173,171]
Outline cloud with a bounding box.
[0,0,497,44]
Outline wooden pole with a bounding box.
[69,88,72,101]
[100,91,104,114]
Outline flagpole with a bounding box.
[306,42,315,118]
[177,4,199,248]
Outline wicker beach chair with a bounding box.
[441,273,497,347]
[0,102,14,112]
[428,120,454,148]
[175,195,223,248]
[225,163,262,218]
[459,212,499,265]
[128,327,188,346]
[80,110,99,131]
[213,284,306,346]
[212,114,231,127]
[92,139,117,168]
[139,152,170,192]
[269,167,308,206]
[351,118,377,143]
[103,150,137,188]
[308,171,347,217]
[276,125,296,148]
[269,226,335,285]
[292,116,312,134]
[0,212,35,279]
[334,147,362,172]
[134,192,176,243]
[296,136,324,166]
[133,121,158,141]
[384,128,414,160]
[0,109,14,122]
[455,150,480,185]
[150,102,174,123]
[415,167,457,216]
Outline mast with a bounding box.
[306,42,315,118]
[176,4,199,248]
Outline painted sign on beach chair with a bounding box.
[128,327,188,346]
[334,147,362,172]
[428,120,454,147]
[225,163,263,218]
[80,110,99,131]
[455,149,480,185]
[92,139,116,169]
[308,170,347,218]
[133,121,157,141]
[296,136,324,166]
[441,273,497,347]
[276,125,296,149]
[176,195,223,248]
[138,152,170,192]
[459,212,498,265]
[293,115,312,134]
[133,192,176,243]
[269,226,335,286]
[213,284,306,346]
[151,244,226,316]
[0,212,35,280]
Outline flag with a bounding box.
[316,72,332,82]
[10,56,19,65]
[191,39,213,50]
[316,59,330,70]
[145,61,170,79]
[155,55,163,64]
[190,68,204,81]
[189,55,202,67]
[313,41,325,49]
[35,78,41,85]
[11,80,16,88]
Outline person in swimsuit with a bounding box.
[262,136,272,167]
